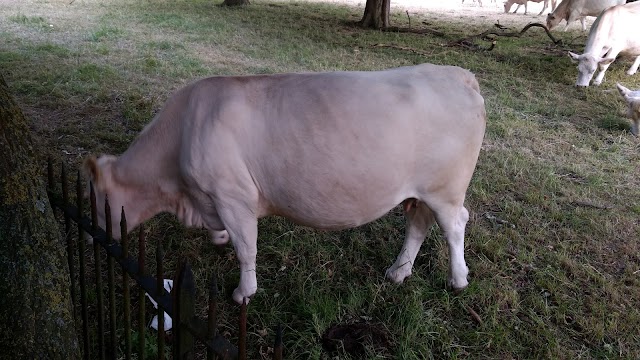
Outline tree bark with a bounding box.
[360,0,390,29]
[0,76,80,358]
[221,0,250,6]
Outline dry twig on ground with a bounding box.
[450,22,562,51]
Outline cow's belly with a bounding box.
[621,43,640,56]
[264,177,413,231]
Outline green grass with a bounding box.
[2,0,640,359]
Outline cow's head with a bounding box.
[503,1,512,13]
[546,13,560,30]
[616,83,640,136]
[568,52,615,87]
[83,155,143,239]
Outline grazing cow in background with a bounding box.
[616,83,640,135]
[462,0,498,7]
[546,0,625,31]
[83,64,487,304]
[568,2,640,86]
[504,0,557,15]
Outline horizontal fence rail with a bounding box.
[46,159,284,360]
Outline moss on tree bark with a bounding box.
[0,76,80,358]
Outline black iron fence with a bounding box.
[46,159,283,359]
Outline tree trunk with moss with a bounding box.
[0,76,80,358]
[222,0,250,5]
[360,0,390,29]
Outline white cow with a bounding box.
[616,83,640,135]
[84,64,486,304]
[546,0,625,31]
[462,0,498,7]
[504,0,557,15]
[568,2,640,86]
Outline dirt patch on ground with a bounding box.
[309,0,594,30]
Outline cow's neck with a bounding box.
[113,122,183,218]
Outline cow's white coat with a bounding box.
[547,0,625,31]
[503,0,557,15]
[84,64,486,304]
[616,83,640,136]
[568,2,640,86]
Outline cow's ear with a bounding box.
[83,156,101,184]
[568,52,581,62]
[616,83,631,99]
[599,57,615,66]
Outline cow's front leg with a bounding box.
[217,206,259,304]
[386,201,435,284]
[626,56,640,76]
[593,58,616,86]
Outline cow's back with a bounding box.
[181,64,486,229]
[584,2,640,53]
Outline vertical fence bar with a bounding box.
[157,237,165,360]
[273,324,283,360]
[175,263,196,360]
[121,208,132,360]
[105,197,118,358]
[75,170,91,360]
[60,164,77,315]
[90,183,106,360]
[238,299,247,360]
[138,225,146,360]
[207,278,218,360]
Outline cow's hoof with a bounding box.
[448,277,469,293]
[385,266,412,284]
[626,70,637,76]
[232,285,257,305]
[211,230,229,245]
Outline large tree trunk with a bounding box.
[0,76,80,358]
[222,0,250,5]
[360,0,390,29]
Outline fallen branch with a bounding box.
[370,43,431,57]
[450,22,562,51]
[466,305,483,325]
[381,26,445,37]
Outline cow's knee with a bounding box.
[210,229,229,245]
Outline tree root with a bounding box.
[370,22,563,55]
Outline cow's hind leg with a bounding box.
[434,205,470,291]
[386,200,435,284]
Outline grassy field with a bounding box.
[2,0,640,358]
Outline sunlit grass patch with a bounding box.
[9,13,53,31]
[88,26,125,42]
